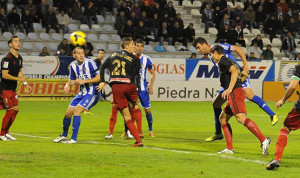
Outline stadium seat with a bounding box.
[282,57,289,61]
[16,32,26,40]
[243,28,251,35]
[235,2,244,9]
[23,42,34,50]
[208,28,218,35]
[40,33,51,41]
[244,38,250,46]
[110,16,116,23]
[3,32,12,40]
[155,45,167,52]
[68,24,79,31]
[166,45,176,52]
[99,34,110,42]
[80,24,90,31]
[177,45,187,51]
[144,45,154,52]
[107,44,119,51]
[31,52,39,56]
[0,41,9,50]
[48,42,57,51]
[193,1,202,8]
[35,42,45,51]
[191,9,201,17]
[19,52,28,56]
[97,15,105,23]
[152,54,161,58]
[27,32,38,40]
[227,1,234,8]
[271,38,282,47]
[262,38,271,45]
[33,23,42,31]
[7,3,14,12]
[241,47,247,55]
[64,33,71,40]
[111,34,121,42]
[182,0,193,8]
[87,34,98,42]
[96,43,107,50]
[103,25,113,32]
[272,47,281,55]
[52,33,62,41]
[91,24,101,32]
[273,57,278,60]
[189,46,198,53]
[251,29,261,36]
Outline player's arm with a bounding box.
[2,69,26,82]
[18,69,32,93]
[276,79,299,109]
[222,65,238,99]
[240,70,249,83]
[232,45,249,74]
[147,68,155,94]
[75,74,100,85]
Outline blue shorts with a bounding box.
[218,78,251,94]
[70,92,101,110]
[139,90,151,108]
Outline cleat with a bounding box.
[261,137,271,156]
[266,160,280,170]
[53,135,68,143]
[131,141,143,147]
[218,148,234,154]
[271,115,279,126]
[127,130,134,139]
[83,111,94,115]
[120,132,127,137]
[62,139,77,144]
[149,131,156,137]
[5,133,16,141]
[205,134,223,142]
[105,133,113,139]
[139,132,144,138]
[0,135,8,141]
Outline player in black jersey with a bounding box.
[0,36,31,141]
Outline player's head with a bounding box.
[73,46,85,64]
[135,38,144,56]
[8,36,20,51]
[210,45,224,63]
[98,49,105,59]
[121,37,135,53]
[193,37,210,55]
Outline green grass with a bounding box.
[0,101,300,177]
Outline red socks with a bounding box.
[243,118,266,143]
[222,123,233,150]
[1,110,15,136]
[130,108,142,133]
[109,106,118,134]
[275,129,289,161]
[126,119,141,142]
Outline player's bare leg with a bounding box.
[206,94,226,142]
[53,106,75,143]
[243,87,278,126]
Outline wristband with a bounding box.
[23,81,28,86]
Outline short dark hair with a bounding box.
[98,49,105,53]
[193,37,208,47]
[8,35,18,46]
[210,45,224,54]
[135,38,144,45]
[267,45,272,47]
[73,46,84,54]
[121,37,133,49]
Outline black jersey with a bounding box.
[94,58,102,71]
[100,50,140,86]
[218,56,242,90]
[0,52,23,90]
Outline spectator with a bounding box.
[56,9,69,34]
[294,53,300,60]
[248,41,262,58]
[202,4,214,33]
[287,0,298,11]
[158,21,172,46]
[254,6,266,29]
[25,0,36,16]
[161,11,172,27]
[277,15,288,37]
[233,5,244,20]
[141,1,153,18]
[44,6,59,33]
[170,21,187,47]
[296,16,300,38]
[140,11,149,27]
[219,13,231,30]
[152,2,162,17]
[287,17,298,35]
[201,0,212,14]
[260,53,265,60]
[263,15,278,42]
[244,0,254,11]
[213,6,223,30]
[35,0,48,24]
[254,0,265,12]
[212,0,226,12]
[157,0,167,10]
[39,47,50,56]
[189,53,197,59]
[148,13,160,41]
[84,48,92,56]
[117,1,130,18]
[222,5,234,20]
[0,7,8,33]
[276,0,288,13]
[129,11,139,27]
[131,2,141,19]
[264,0,277,18]
[57,48,67,56]
[201,53,209,59]
[13,0,26,13]
[83,40,94,56]
[244,5,255,30]
[274,6,284,20]
[185,23,195,45]
[251,34,264,50]
[71,1,87,24]
[119,19,134,38]
[232,25,246,47]
[97,0,113,17]
[84,1,98,28]
[164,1,176,20]
[21,9,34,34]
[262,45,274,60]
[134,20,150,45]
[281,31,297,59]
[215,24,234,44]
[249,52,258,60]
[57,38,71,56]
[231,16,243,29]
[7,7,24,34]
[0,0,7,12]
[114,10,127,31]
[173,13,184,30]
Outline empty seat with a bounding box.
[0,41,9,50]
[68,24,79,31]
[97,15,105,23]
[16,32,26,40]
[3,32,12,40]
[96,43,107,50]
[19,52,28,56]
[235,2,244,9]
[22,42,34,50]
[262,38,271,45]
[189,46,197,52]
[152,54,161,58]
[27,32,38,40]
[191,9,201,17]
[209,28,218,35]
[33,23,42,31]
[107,44,119,51]
[227,1,234,8]
[111,34,121,42]
[48,42,57,51]
[144,45,153,52]
[102,25,113,31]
[99,34,110,42]
[282,57,289,61]
[40,33,51,41]
[52,33,62,41]
[31,52,39,56]
[110,16,116,23]
[80,24,90,31]
[251,29,261,36]
[166,45,176,52]
[193,1,202,8]
[64,33,71,40]
[91,24,101,32]
[87,34,98,42]
[177,45,187,51]
[182,0,193,8]
[271,38,282,46]
[272,47,281,55]
[35,42,45,51]
[241,47,247,54]
[243,28,251,34]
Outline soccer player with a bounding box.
[210,45,271,155]
[98,37,143,147]
[135,39,156,137]
[0,36,32,141]
[266,64,300,170]
[193,37,278,142]
[53,46,101,144]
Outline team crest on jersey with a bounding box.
[85,99,89,103]
[3,61,9,68]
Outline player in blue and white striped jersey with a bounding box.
[135,39,156,137]
[53,46,101,144]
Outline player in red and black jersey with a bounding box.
[98,37,143,147]
[0,36,31,141]
[211,45,271,155]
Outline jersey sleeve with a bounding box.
[69,64,76,80]
[1,57,10,70]
[146,57,153,70]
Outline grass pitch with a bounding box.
[0,101,300,177]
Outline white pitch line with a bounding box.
[12,133,268,165]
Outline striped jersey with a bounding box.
[139,54,153,91]
[211,43,241,68]
[69,58,100,95]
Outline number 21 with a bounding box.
[112,60,126,76]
